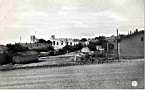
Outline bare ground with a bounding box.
[0,60,144,89]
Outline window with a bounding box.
[57,42,59,45]
[70,42,72,46]
[141,37,144,42]
[53,41,55,45]
[61,41,63,45]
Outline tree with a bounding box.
[7,43,29,52]
[135,29,138,32]
[6,44,29,62]
[95,36,105,40]
[47,45,54,51]
[108,43,114,50]
[88,36,109,51]
[73,43,83,51]
[54,43,84,55]
[46,40,52,45]
[32,45,54,52]
[37,39,47,43]
[62,45,74,52]
[87,41,97,51]
[80,38,87,42]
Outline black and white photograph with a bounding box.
[0,0,144,89]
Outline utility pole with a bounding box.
[116,28,119,60]
[106,41,109,59]
[19,36,21,43]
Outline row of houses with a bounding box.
[0,30,144,59]
[17,30,145,58]
[50,35,80,49]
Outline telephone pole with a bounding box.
[19,36,21,43]
[116,28,119,60]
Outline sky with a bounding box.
[0,0,144,44]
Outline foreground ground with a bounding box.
[0,60,144,89]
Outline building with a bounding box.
[106,35,116,42]
[0,45,8,54]
[50,35,79,49]
[118,30,144,58]
[30,35,38,43]
[96,45,104,51]
[20,35,51,50]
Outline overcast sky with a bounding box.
[0,0,144,44]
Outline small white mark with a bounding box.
[132,81,138,87]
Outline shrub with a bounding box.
[0,53,11,65]
[7,43,29,52]
[32,45,54,52]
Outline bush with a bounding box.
[12,51,39,64]
[32,45,54,52]
[7,43,29,52]
[61,44,83,54]
[47,43,84,56]
[0,53,11,65]
[87,42,97,51]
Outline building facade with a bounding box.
[118,31,144,58]
[50,35,79,49]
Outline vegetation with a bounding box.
[6,43,41,64]
[46,40,52,45]
[6,43,29,52]
[37,39,47,43]
[1,35,116,65]
[87,41,98,51]
[32,45,54,52]
[80,38,87,42]
[88,36,114,51]
[37,39,52,45]
[0,53,10,65]
[49,43,84,56]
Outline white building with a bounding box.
[50,35,79,49]
[30,35,39,43]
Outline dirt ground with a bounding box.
[0,60,144,89]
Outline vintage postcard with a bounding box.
[0,0,144,89]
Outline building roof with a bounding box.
[119,30,144,42]
[51,38,80,42]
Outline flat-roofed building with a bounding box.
[50,35,79,49]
